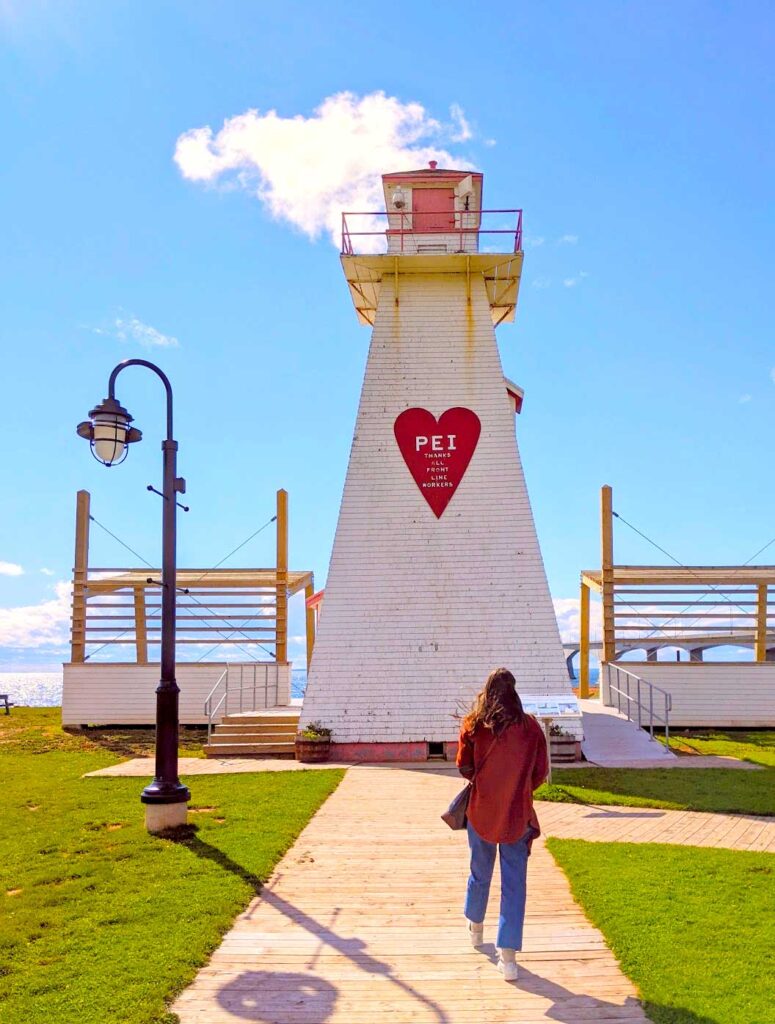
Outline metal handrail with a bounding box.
[606,664,672,749]
[204,667,229,741]
[203,663,282,740]
[341,208,523,256]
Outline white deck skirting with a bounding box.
[605,661,775,728]
[61,662,291,726]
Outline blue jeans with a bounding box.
[464,820,530,950]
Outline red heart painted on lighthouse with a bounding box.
[394,407,481,518]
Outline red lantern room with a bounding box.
[382,163,484,254]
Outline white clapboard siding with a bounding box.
[301,271,573,744]
[606,662,775,727]
[62,662,291,726]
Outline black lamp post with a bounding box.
[77,359,190,831]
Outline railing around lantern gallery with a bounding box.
[341,209,523,256]
[603,663,672,749]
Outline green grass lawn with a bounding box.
[548,838,775,1024]
[1,709,343,1024]
[537,764,775,815]
[658,728,775,768]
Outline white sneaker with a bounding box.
[467,920,484,947]
[497,954,519,982]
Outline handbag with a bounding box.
[441,734,498,830]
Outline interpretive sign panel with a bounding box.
[522,695,581,717]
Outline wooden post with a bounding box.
[70,490,90,664]
[755,582,768,663]
[275,489,288,664]
[579,581,591,699]
[134,586,149,665]
[601,484,615,665]
[305,579,316,672]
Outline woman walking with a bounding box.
[456,667,549,981]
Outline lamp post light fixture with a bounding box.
[77,358,191,832]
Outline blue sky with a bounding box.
[0,1,773,671]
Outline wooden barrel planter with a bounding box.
[295,724,332,763]
[295,737,331,763]
[549,735,577,764]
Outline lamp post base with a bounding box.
[145,801,188,833]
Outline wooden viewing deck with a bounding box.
[172,767,654,1023]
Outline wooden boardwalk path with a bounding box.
[172,767,652,1023]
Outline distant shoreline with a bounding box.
[0,668,598,707]
[0,669,311,706]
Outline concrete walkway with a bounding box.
[172,767,653,1023]
[85,750,760,777]
[86,757,356,777]
[580,700,677,766]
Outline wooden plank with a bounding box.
[275,489,288,664]
[70,490,90,663]
[133,586,148,664]
[579,582,591,699]
[305,580,315,672]
[601,485,615,663]
[755,582,768,662]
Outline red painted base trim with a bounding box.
[330,742,458,763]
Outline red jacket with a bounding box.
[456,715,549,845]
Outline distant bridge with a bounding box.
[562,632,775,677]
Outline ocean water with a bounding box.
[0,668,595,708]
[0,669,309,707]
[0,673,64,707]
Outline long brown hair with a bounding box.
[463,667,525,736]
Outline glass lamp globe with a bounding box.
[93,408,129,465]
[77,396,142,466]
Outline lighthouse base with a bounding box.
[332,741,459,763]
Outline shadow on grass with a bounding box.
[63,725,207,758]
[164,826,450,1023]
[542,782,667,817]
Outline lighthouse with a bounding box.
[300,163,577,760]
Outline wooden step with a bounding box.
[209,731,296,744]
[204,741,296,758]
[214,722,298,735]
[219,713,300,726]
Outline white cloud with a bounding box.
[557,234,578,245]
[563,271,589,288]
[0,581,71,648]
[531,277,551,289]
[40,567,55,575]
[448,103,472,142]
[739,394,752,404]
[524,235,545,248]
[174,90,477,249]
[0,562,24,577]
[553,597,603,644]
[114,316,179,348]
[91,316,179,349]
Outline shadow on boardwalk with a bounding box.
[168,827,450,1022]
[503,960,721,1024]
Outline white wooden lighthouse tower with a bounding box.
[300,164,575,760]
